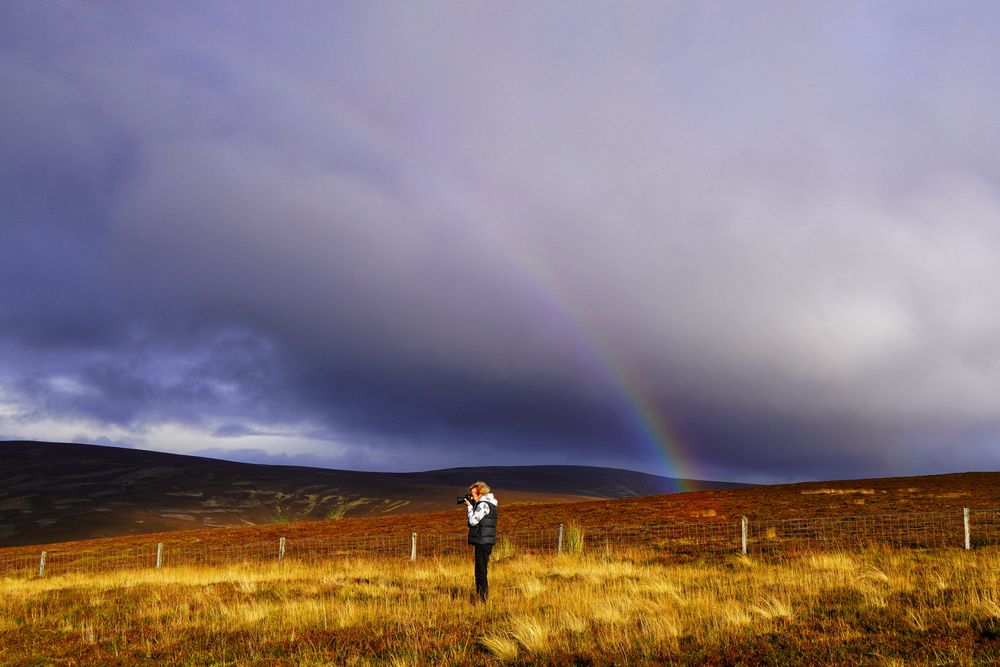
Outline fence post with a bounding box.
[410,532,417,561]
[963,508,971,550]
[557,524,564,555]
[279,537,286,561]
[156,543,163,569]
[741,516,748,555]
[38,551,46,577]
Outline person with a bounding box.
[465,480,498,602]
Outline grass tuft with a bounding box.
[749,596,793,621]
[480,633,519,661]
[564,523,585,554]
[509,614,552,653]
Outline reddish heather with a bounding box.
[2,471,997,559]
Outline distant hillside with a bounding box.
[0,440,745,547]
[4,467,998,564]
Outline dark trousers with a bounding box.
[474,543,493,601]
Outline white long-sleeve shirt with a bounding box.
[467,493,497,526]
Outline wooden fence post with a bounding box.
[156,543,163,569]
[963,508,971,550]
[38,551,46,577]
[557,524,564,555]
[411,533,417,561]
[741,516,748,555]
[279,537,286,561]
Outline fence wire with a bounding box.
[285,534,412,562]
[164,539,280,569]
[1,508,998,580]
[749,511,967,555]
[577,521,739,556]
[42,547,157,578]
[0,552,38,579]
[969,509,1000,548]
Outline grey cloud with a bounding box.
[189,447,342,470]
[6,330,292,429]
[73,434,136,450]
[212,424,265,439]
[1,2,999,481]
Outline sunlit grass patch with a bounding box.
[801,488,876,495]
[516,576,544,598]
[807,552,856,571]
[749,596,793,621]
[4,548,1000,664]
[563,523,585,554]
[480,632,519,661]
[510,613,554,653]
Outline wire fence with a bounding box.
[970,509,1000,548]
[748,511,967,554]
[580,521,741,556]
[1,507,998,580]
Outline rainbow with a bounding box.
[526,274,696,492]
[231,73,696,487]
[430,178,696,490]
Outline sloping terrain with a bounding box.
[0,440,743,547]
[2,466,998,561]
[3,471,999,666]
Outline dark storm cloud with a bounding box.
[7,331,289,427]
[2,2,1000,480]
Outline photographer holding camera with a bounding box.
[459,481,498,602]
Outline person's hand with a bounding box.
[464,498,472,507]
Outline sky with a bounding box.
[2,2,999,484]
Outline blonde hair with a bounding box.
[469,481,491,495]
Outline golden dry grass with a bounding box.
[2,547,1000,665]
[800,488,876,495]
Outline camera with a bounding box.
[456,493,474,505]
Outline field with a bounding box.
[3,547,1000,665]
[4,472,1000,664]
[3,471,999,567]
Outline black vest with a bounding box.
[467,500,498,545]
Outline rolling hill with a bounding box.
[0,440,744,547]
[1,463,998,566]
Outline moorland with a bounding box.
[1,465,996,566]
[0,440,742,547]
[3,443,1000,665]
[3,546,1000,665]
